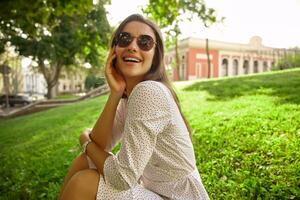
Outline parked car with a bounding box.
[0,94,31,107]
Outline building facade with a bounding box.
[166,36,287,81]
[1,59,88,98]
[58,70,86,94]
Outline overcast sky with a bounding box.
[105,0,300,48]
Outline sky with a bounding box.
[105,0,300,48]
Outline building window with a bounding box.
[221,58,229,76]
[254,60,259,73]
[233,59,239,75]
[243,60,249,74]
[195,63,201,78]
[271,61,275,68]
[263,61,268,71]
[180,63,186,80]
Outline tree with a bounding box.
[0,0,111,98]
[143,0,220,80]
[276,48,300,70]
[85,74,105,90]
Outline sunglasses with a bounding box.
[116,32,156,51]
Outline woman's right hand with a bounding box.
[105,47,126,98]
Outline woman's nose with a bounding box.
[126,38,138,52]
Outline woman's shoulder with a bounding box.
[129,80,169,100]
[128,81,170,120]
[127,81,171,115]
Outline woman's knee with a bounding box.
[73,153,88,167]
[68,169,100,192]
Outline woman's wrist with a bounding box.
[109,92,123,101]
[82,139,92,154]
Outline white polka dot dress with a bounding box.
[88,81,210,200]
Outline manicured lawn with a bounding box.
[1,68,299,199]
[53,94,79,100]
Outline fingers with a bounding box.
[107,47,116,66]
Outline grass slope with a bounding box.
[1,68,300,199]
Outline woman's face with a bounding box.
[115,21,156,81]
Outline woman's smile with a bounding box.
[115,21,156,81]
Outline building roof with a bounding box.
[175,36,283,52]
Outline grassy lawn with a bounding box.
[1,68,300,199]
[53,94,79,100]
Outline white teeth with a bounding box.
[124,57,141,62]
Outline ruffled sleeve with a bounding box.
[103,81,171,191]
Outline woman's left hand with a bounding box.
[79,128,91,146]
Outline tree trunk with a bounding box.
[206,38,211,78]
[46,84,57,99]
[174,36,180,81]
[39,60,62,99]
[174,22,181,81]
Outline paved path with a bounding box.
[0,105,23,115]
[0,84,109,119]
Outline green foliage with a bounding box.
[0,0,112,98]
[275,50,300,70]
[143,0,218,30]
[143,0,221,79]
[1,68,300,199]
[84,74,106,90]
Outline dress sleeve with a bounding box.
[103,81,171,191]
[105,99,126,152]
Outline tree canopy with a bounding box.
[143,0,221,80]
[0,0,111,98]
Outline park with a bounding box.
[1,0,300,199]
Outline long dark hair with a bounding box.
[110,14,192,139]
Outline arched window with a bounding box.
[253,60,259,73]
[263,61,268,71]
[243,60,249,74]
[233,59,239,75]
[222,58,229,76]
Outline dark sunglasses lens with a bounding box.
[118,32,132,47]
[138,35,154,51]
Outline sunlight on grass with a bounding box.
[1,68,300,199]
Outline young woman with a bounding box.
[59,14,209,200]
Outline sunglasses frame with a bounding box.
[116,32,156,51]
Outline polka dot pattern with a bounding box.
[93,81,209,200]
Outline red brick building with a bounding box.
[166,36,286,81]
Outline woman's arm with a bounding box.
[89,47,126,150]
[101,82,171,190]
[89,93,121,150]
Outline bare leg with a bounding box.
[58,153,89,199]
[60,169,100,200]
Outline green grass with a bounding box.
[1,68,300,199]
[53,94,78,100]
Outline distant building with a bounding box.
[0,56,24,95]
[165,36,289,81]
[58,69,87,94]
[1,59,88,97]
[16,61,87,96]
[22,65,47,95]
